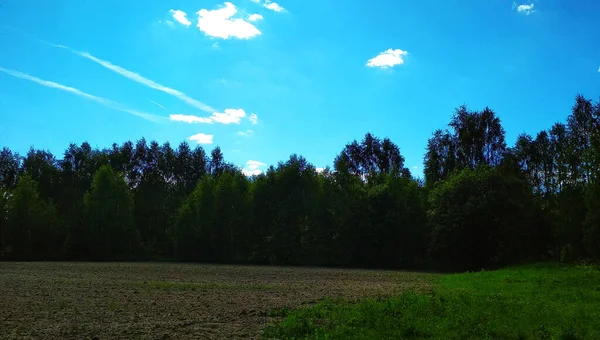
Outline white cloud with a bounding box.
[597,66,600,72]
[248,113,259,124]
[0,66,163,122]
[246,160,266,170]
[48,43,215,113]
[366,49,408,68]
[170,108,247,124]
[237,129,254,136]
[170,114,214,123]
[211,108,246,124]
[243,160,267,176]
[170,9,192,27]
[250,0,260,3]
[515,3,535,15]
[189,133,214,144]
[197,2,261,39]
[316,167,325,173]
[264,0,285,12]
[248,14,263,21]
[243,169,262,176]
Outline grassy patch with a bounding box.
[262,264,600,339]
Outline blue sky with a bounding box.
[0,0,599,176]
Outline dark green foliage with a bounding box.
[428,166,539,270]
[584,180,600,260]
[4,175,63,260]
[264,264,600,339]
[0,187,7,254]
[0,95,598,270]
[424,106,506,185]
[80,165,138,260]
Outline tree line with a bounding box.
[1,94,599,270]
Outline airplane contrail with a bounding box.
[0,66,165,122]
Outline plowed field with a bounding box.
[0,262,437,339]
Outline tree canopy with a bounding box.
[1,94,599,270]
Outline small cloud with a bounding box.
[170,108,247,124]
[412,166,420,170]
[248,113,258,124]
[197,2,261,39]
[247,160,266,169]
[170,114,214,123]
[211,108,246,124]
[231,149,241,153]
[316,167,325,173]
[189,133,214,144]
[367,49,408,69]
[243,169,263,176]
[237,129,254,137]
[170,9,192,27]
[264,0,285,12]
[514,3,535,15]
[248,14,263,21]
[163,20,176,28]
[597,66,600,72]
[250,0,260,3]
[243,160,267,175]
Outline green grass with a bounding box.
[262,263,600,339]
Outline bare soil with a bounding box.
[0,262,437,339]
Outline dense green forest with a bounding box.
[1,95,599,270]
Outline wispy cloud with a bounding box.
[189,133,214,144]
[149,99,166,109]
[514,3,535,15]
[243,160,267,176]
[367,49,408,69]
[170,114,213,123]
[248,14,263,21]
[248,113,259,124]
[264,0,285,12]
[48,43,216,113]
[597,66,600,72]
[237,129,254,137]
[0,66,163,122]
[197,2,261,39]
[159,20,176,28]
[251,0,286,12]
[170,108,247,124]
[170,9,192,27]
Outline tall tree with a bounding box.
[424,106,506,185]
[0,147,20,189]
[82,165,137,260]
[334,133,410,183]
[5,175,62,259]
[428,166,539,270]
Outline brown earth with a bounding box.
[0,262,438,339]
